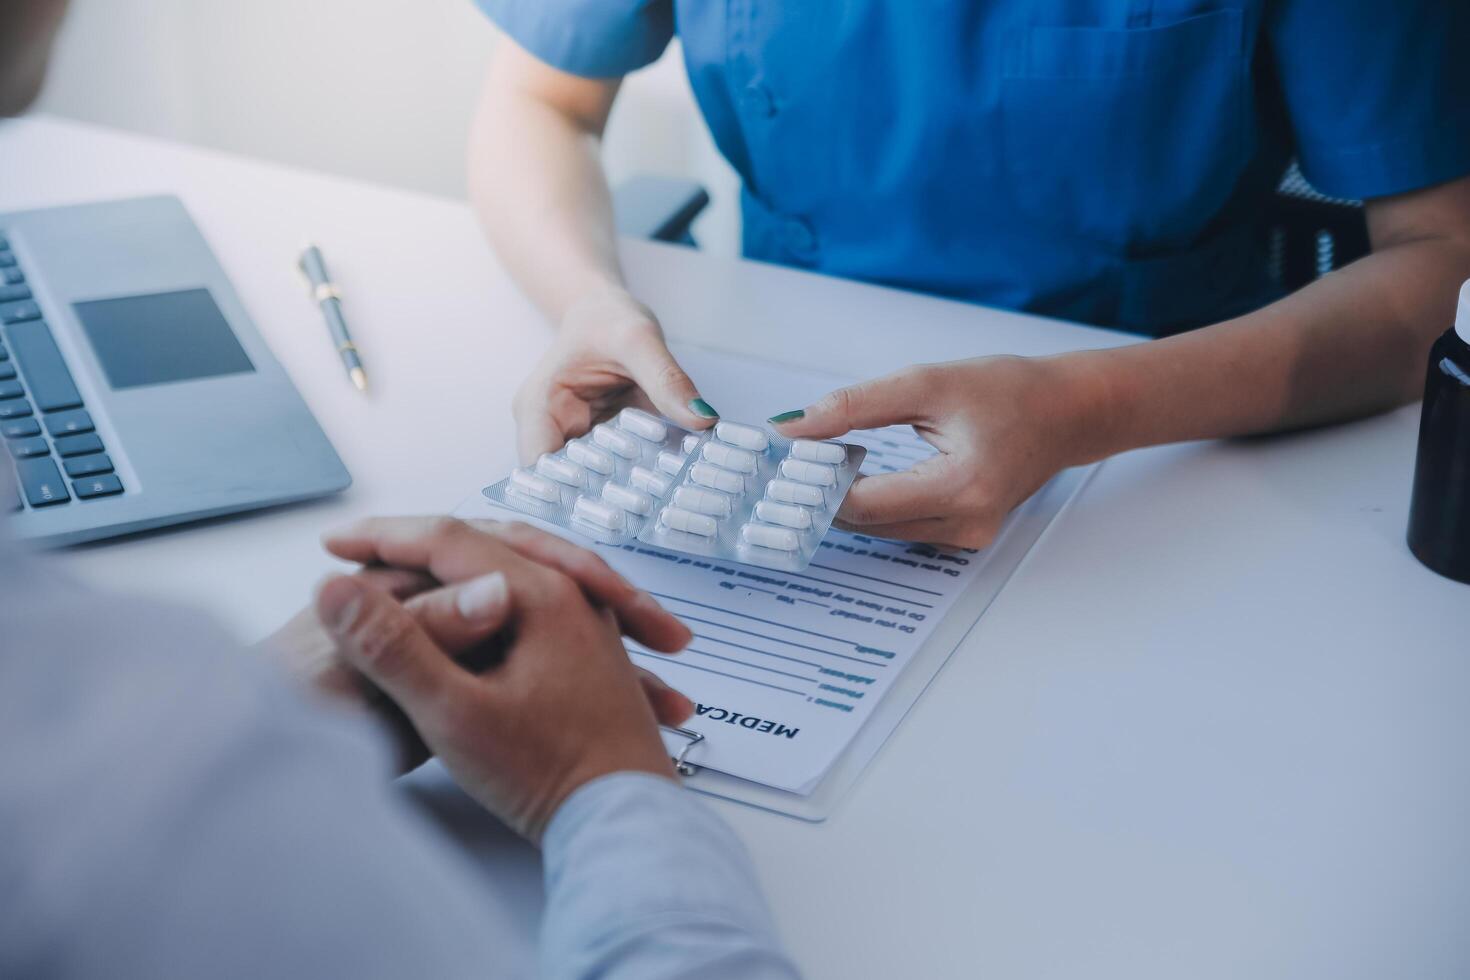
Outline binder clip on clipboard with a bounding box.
[663,726,706,777]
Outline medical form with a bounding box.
[458,345,1065,796]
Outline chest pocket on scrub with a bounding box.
[1000,9,1251,251]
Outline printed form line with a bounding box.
[652,593,890,654]
[675,614,889,667]
[686,648,816,683]
[806,563,946,597]
[631,650,807,696]
[692,633,824,671]
[778,569,935,608]
[736,584,782,597]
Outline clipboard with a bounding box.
[658,462,1099,822]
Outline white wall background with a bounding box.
[32,0,743,253]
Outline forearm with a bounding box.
[468,65,627,322]
[1063,235,1470,462]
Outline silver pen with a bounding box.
[298,243,368,392]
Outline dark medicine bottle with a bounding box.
[1407,280,1470,584]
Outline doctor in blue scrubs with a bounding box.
[468,1,1470,549]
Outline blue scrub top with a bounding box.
[477,1,1470,335]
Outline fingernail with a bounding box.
[768,409,805,424]
[456,572,508,623]
[688,398,719,419]
[317,577,364,632]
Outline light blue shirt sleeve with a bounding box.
[542,773,801,980]
[0,517,797,979]
[474,0,674,78]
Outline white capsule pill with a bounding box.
[715,421,769,452]
[660,506,717,537]
[630,465,672,497]
[790,439,847,464]
[682,434,701,455]
[672,485,732,517]
[766,478,826,507]
[601,481,654,515]
[565,440,614,475]
[572,496,626,532]
[617,407,668,442]
[689,461,746,494]
[508,468,560,503]
[592,423,641,459]
[755,499,813,530]
[779,458,837,486]
[702,441,757,474]
[656,450,687,476]
[742,522,800,552]
[537,453,586,487]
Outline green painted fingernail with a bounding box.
[768,409,805,424]
[689,398,719,419]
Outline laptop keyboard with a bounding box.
[0,235,124,512]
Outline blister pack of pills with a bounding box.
[483,408,866,572]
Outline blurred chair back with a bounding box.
[612,176,710,247]
[1267,162,1370,294]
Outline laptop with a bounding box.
[1,195,351,546]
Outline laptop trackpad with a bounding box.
[72,288,255,390]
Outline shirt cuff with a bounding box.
[540,772,796,979]
[542,771,770,920]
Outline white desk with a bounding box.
[6,117,1468,980]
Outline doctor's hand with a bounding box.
[772,357,1100,549]
[513,288,719,463]
[313,517,688,841]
